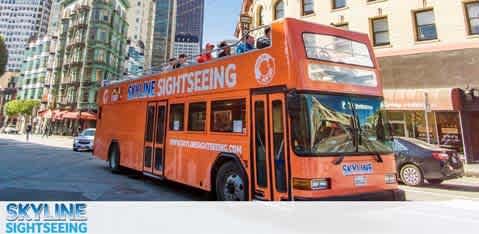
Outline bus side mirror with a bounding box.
[287,91,300,117]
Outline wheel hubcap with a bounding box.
[223,174,244,201]
[403,167,420,185]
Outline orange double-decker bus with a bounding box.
[94,18,405,201]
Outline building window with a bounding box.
[371,17,390,46]
[332,0,346,9]
[257,6,265,26]
[211,99,246,133]
[465,1,479,35]
[414,9,437,41]
[274,0,285,20]
[302,0,314,15]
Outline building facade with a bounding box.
[152,0,175,68]
[49,0,129,135]
[47,0,65,36]
[0,72,17,127]
[0,0,53,72]
[239,0,479,163]
[17,36,57,105]
[151,0,204,68]
[126,0,155,71]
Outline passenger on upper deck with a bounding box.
[196,43,215,63]
[174,54,189,69]
[217,41,231,58]
[236,35,255,54]
[256,27,271,49]
[164,58,177,71]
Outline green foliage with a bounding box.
[0,35,7,77]
[4,100,41,117]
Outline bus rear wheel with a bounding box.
[108,144,121,173]
[215,161,247,201]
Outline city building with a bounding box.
[151,0,204,68]
[238,0,479,163]
[0,0,53,72]
[0,72,18,127]
[47,0,65,36]
[172,33,200,61]
[152,0,175,68]
[126,0,155,71]
[124,39,145,78]
[48,0,129,135]
[174,0,204,57]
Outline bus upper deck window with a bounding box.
[211,99,246,133]
[169,104,185,131]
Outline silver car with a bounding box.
[73,128,96,152]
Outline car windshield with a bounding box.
[291,94,392,156]
[81,130,96,137]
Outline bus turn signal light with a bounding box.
[293,178,331,190]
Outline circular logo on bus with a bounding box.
[255,53,275,85]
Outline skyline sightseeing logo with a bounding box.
[5,203,88,234]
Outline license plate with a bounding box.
[354,176,367,187]
[342,163,373,176]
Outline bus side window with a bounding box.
[188,102,207,132]
[169,104,185,131]
[211,99,246,133]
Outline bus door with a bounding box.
[252,93,290,201]
[143,101,167,176]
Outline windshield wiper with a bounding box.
[333,153,345,165]
[359,130,384,163]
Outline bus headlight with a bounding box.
[385,174,397,184]
[293,178,330,190]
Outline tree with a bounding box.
[4,100,22,118]
[0,35,7,77]
[3,100,40,125]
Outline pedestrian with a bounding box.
[217,41,231,58]
[173,54,189,69]
[77,126,82,136]
[196,43,215,63]
[256,27,272,49]
[25,123,32,142]
[236,35,255,54]
[42,124,49,138]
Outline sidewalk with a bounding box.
[0,133,73,149]
[465,163,479,178]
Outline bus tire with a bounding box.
[215,161,248,201]
[108,143,121,173]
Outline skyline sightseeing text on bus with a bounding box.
[127,63,238,100]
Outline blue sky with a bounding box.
[203,0,242,46]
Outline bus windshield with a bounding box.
[303,33,374,67]
[291,94,392,156]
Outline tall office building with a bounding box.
[239,0,479,162]
[47,0,64,36]
[152,0,175,68]
[126,0,155,71]
[151,0,204,68]
[0,0,53,72]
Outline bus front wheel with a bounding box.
[108,144,121,173]
[215,161,247,201]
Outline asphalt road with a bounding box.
[1,134,478,201]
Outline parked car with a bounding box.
[2,125,19,134]
[392,137,464,186]
[73,128,96,152]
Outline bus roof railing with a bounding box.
[104,24,272,87]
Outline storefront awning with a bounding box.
[59,111,97,120]
[384,88,463,111]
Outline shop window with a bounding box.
[188,102,206,131]
[211,99,246,133]
[169,104,184,131]
[413,9,437,41]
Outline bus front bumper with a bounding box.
[294,189,406,201]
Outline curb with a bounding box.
[465,171,479,178]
